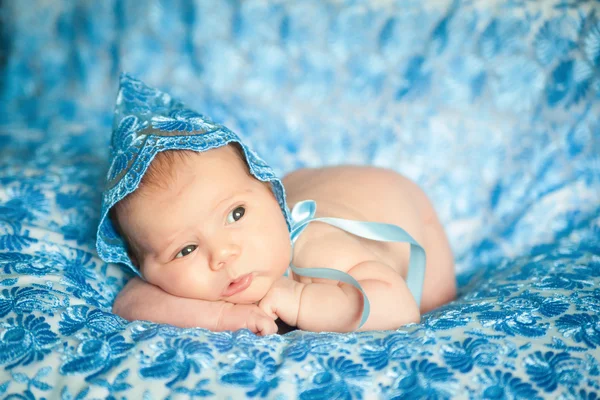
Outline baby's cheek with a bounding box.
[149,266,197,297]
[258,236,288,272]
[278,233,293,269]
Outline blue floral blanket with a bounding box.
[0,0,599,398]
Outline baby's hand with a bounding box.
[259,277,305,327]
[219,303,278,336]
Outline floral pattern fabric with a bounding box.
[1,0,599,398]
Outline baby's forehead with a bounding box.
[173,145,247,172]
[145,147,258,199]
[147,145,247,185]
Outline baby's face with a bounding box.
[116,145,292,304]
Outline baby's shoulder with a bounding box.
[291,217,374,278]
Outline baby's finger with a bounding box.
[258,299,278,320]
[267,319,278,335]
[257,316,278,336]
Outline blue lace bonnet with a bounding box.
[95,73,291,277]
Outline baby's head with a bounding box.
[112,143,292,304]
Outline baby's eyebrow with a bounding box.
[211,192,236,214]
[210,188,252,213]
[153,234,181,260]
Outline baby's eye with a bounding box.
[226,206,246,224]
[175,245,197,259]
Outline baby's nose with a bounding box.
[209,244,240,271]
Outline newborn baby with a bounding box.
[97,73,456,335]
[110,143,455,334]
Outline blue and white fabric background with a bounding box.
[1,0,599,398]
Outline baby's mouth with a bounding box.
[222,274,253,297]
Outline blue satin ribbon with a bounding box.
[286,199,426,329]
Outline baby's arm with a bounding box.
[302,261,420,332]
[260,261,420,332]
[113,277,278,335]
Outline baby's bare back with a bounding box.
[282,166,456,313]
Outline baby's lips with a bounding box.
[222,273,253,297]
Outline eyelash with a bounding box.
[173,204,246,260]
